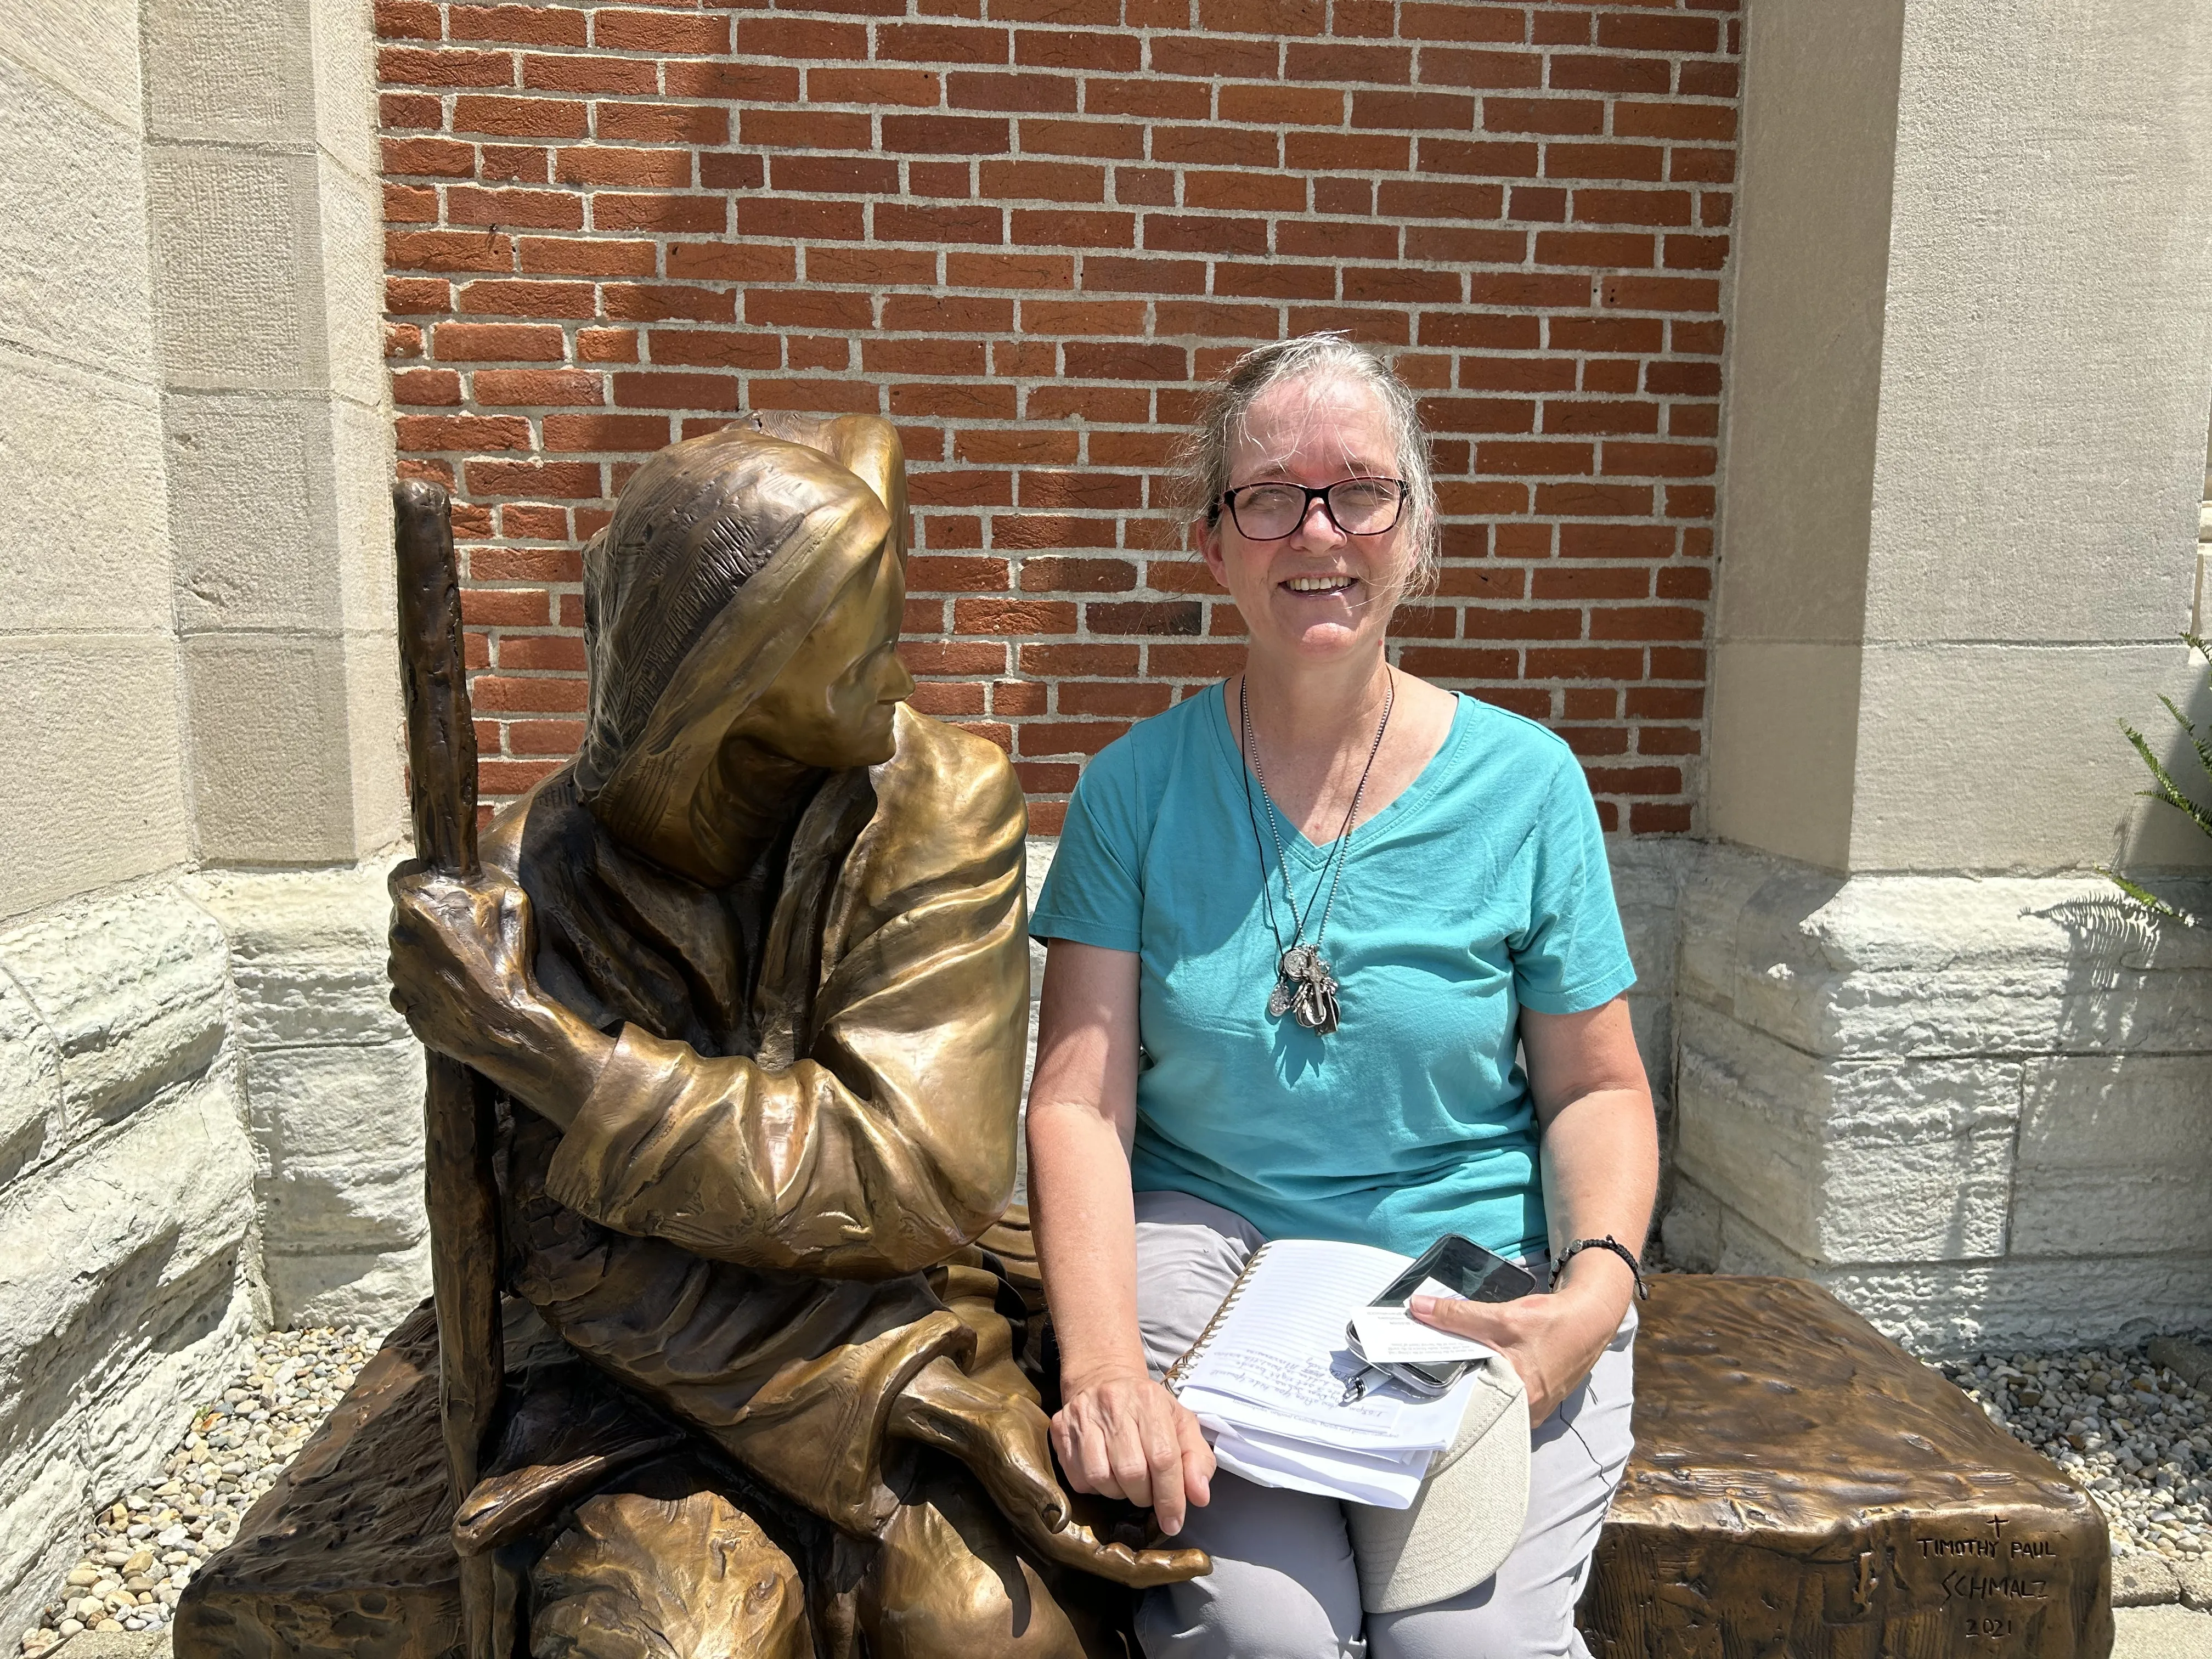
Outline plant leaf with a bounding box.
[2097,866,2202,928]
[2120,721,2212,839]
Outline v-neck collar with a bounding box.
[1209,680,1471,871]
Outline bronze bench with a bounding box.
[175,1276,2112,1659]
[1582,1275,2110,1658]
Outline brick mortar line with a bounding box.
[382,3,1735,826]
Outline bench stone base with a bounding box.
[1581,1274,2112,1658]
[170,1303,460,1659]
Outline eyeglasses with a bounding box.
[1217,477,1408,540]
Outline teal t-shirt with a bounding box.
[1030,685,1636,1261]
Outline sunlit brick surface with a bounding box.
[376,0,1740,832]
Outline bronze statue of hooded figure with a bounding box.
[386,414,1201,1659]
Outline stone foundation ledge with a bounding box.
[1666,845,2212,1353]
[177,865,426,1330]
[0,860,421,1640]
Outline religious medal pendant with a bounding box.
[1270,943,1340,1034]
[1267,945,1310,1018]
[1242,670,1393,1041]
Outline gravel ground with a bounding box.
[16,1328,375,1657]
[15,1323,2212,1654]
[1937,1346,2211,1561]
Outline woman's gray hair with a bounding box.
[1175,332,1440,595]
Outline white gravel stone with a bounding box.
[1935,1340,2212,1587]
[17,1324,376,1653]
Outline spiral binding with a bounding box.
[1162,1242,1276,1391]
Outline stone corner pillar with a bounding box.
[140,0,426,1329]
[144,0,403,870]
[1675,0,2212,1350]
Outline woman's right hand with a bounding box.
[1049,1368,1215,1537]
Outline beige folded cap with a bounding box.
[1346,1355,1530,1615]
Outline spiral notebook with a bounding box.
[1164,1238,1481,1508]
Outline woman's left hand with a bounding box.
[1408,1278,1627,1425]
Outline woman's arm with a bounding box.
[1409,995,1657,1423]
[1026,940,1215,1535]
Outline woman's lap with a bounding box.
[1128,1192,1635,1659]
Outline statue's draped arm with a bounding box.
[542,721,1029,1280]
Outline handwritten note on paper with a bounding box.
[1173,1239,1471,1448]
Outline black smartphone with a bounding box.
[1362,1234,1538,1393]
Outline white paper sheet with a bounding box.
[1170,1239,1472,1453]
[1207,1423,1433,1509]
[1178,1381,1455,1454]
[1347,1306,1500,1365]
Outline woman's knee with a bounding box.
[1136,1566,1364,1659]
[1367,1592,1585,1659]
[1131,1472,1364,1659]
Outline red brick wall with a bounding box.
[376,0,1738,835]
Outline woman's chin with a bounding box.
[1252,612,1375,665]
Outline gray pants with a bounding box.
[1128,1192,1637,1659]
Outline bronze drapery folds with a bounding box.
[377,414,1203,1659]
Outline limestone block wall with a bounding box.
[0,0,412,1638]
[0,865,421,1638]
[0,890,258,1643]
[1708,0,2212,873]
[1673,0,2212,1353]
[146,0,406,867]
[182,868,428,1333]
[0,5,255,1635]
[1,2,194,924]
[1664,851,2212,1352]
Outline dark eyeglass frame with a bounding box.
[1215,477,1409,540]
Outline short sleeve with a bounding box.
[1031,741,1146,953]
[1510,755,1638,1015]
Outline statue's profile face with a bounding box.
[733,544,913,771]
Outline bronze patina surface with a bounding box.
[179,413,1197,1659]
[170,1305,461,1659]
[1579,1274,2113,1659]
[392,477,509,1659]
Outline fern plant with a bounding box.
[2100,632,2212,926]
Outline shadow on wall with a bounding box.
[2015,637,2212,1329]
[2023,878,2212,1318]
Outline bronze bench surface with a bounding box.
[1582,1274,2110,1658]
[176,1277,2114,1659]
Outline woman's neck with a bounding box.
[1239,645,1393,771]
[1232,642,1463,845]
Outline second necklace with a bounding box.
[1238,669,1396,1036]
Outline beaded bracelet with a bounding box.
[1549,1235,1650,1300]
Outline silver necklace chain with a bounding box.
[1237,669,1395,1035]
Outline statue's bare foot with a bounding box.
[889,1358,1210,1588]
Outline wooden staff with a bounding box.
[393,479,505,1659]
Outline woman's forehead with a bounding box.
[1230,373,1398,473]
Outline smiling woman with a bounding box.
[1024,336,1662,1659]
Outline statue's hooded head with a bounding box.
[572,414,912,881]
